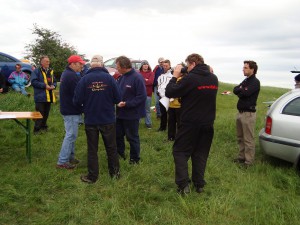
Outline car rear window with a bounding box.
[282,97,300,116]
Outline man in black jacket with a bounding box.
[233,60,260,167]
[166,53,218,194]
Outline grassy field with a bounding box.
[0,82,299,225]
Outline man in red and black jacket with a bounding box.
[166,53,218,195]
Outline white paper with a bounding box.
[159,97,170,111]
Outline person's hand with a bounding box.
[173,64,183,78]
[46,85,55,90]
[0,88,3,93]
[117,101,126,107]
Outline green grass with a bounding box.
[0,83,299,225]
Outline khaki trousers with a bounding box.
[236,112,256,164]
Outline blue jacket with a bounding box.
[73,67,121,125]
[116,69,147,120]
[59,66,82,115]
[8,71,29,86]
[31,67,57,103]
[153,65,164,87]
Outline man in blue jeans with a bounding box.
[116,56,147,164]
[56,55,86,169]
[73,55,121,183]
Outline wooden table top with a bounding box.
[0,111,43,119]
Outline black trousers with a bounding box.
[159,102,167,130]
[173,123,214,189]
[34,102,51,131]
[116,119,140,162]
[168,107,181,139]
[85,123,120,181]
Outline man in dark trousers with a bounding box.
[73,55,121,183]
[115,56,147,164]
[166,53,218,194]
[233,60,260,167]
[31,55,57,134]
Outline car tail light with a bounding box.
[265,116,272,134]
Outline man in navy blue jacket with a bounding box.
[31,55,57,134]
[56,55,85,169]
[116,56,147,164]
[73,55,121,183]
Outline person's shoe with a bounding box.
[27,93,31,97]
[118,153,126,160]
[243,162,253,168]
[146,124,152,129]
[168,137,175,141]
[56,162,76,169]
[80,175,96,184]
[33,127,43,135]
[40,126,48,132]
[195,186,204,193]
[233,158,245,164]
[156,115,161,119]
[69,158,80,165]
[157,128,166,132]
[129,159,139,165]
[110,171,121,179]
[177,184,190,195]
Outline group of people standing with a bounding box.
[26,52,262,194]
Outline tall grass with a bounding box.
[0,83,299,225]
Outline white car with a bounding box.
[259,89,300,170]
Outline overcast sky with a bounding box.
[1,0,300,88]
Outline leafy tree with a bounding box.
[25,24,86,79]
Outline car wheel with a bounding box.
[296,159,300,173]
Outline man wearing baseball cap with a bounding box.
[56,55,85,169]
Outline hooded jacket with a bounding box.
[73,67,121,125]
[165,64,218,125]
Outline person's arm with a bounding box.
[8,72,15,84]
[123,77,147,108]
[31,70,47,89]
[235,79,260,98]
[73,79,85,107]
[233,83,242,95]
[146,72,154,86]
[111,77,121,105]
[165,65,191,98]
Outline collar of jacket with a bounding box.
[123,68,136,76]
[86,67,109,74]
[189,64,211,76]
